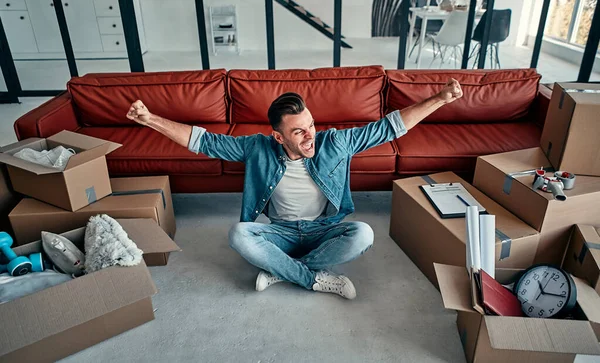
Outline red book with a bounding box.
[480,270,523,317]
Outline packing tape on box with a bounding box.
[110,189,167,209]
[421,175,512,259]
[85,187,97,203]
[495,229,512,260]
[503,166,555,195]
[577,241,600,264]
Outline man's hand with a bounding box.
[437,78,463,104]
[126,100,152,125]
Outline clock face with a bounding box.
[515,266,571,318]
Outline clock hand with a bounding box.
[543,291,567,298]
[536,280,545,301]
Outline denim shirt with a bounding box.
[188,110,407,224]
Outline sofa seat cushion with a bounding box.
[394,121,542,174]
[223,124,397,174]
[228,66,386,124]
[78,124,231,175]
[68,70,228,126]
[386,69,541,123]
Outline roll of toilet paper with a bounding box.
[479,214,496,279]
[466,206,480,273]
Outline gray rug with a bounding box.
[61,192,466,363]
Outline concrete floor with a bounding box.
[61,192,468,363]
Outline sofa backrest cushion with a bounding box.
[228,66,386,124]
[386,69,541,123]
[68,70,228,126]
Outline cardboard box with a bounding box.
[9,176,178,265]
[389,171,539,287]
[0,131,121,212]
[0,163,20,237]
[0,218,176,362]
[473,147,600,265]
[435,263,600,362]
[562,224,600,295]
[540,83,600,176]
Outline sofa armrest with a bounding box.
[13,92,80,140]
[531,83,553,129]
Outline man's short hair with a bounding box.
[268,92,306,131]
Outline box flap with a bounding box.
[485,315,600,354]
[0,261,156,357]
[46,131,121,170]
[579,225,600,267]
[479,148,551,176]
[0,137,44,153]
[557,82,600,105]
[47,130,121,154]
[434,263,476,313]
[0,139,62,175]
[574,276,600,324]
[116,218,180,254]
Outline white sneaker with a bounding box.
[255,270,284,292]
[312,271,356,300]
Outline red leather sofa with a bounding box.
[13,66,550,193]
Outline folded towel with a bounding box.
[84,215,143,273]
[0,270,73,304]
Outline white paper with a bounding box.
[421,183,486,217]
[466,206,481,273]
[479,214,496,279]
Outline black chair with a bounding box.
[470,9,511,69]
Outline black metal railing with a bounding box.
[0,0,599,104]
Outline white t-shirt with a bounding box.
[267,157,328,221]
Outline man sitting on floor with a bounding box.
[126,79,463,299]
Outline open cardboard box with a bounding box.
[9,176,178,266]
[473,147,600,265]
[562,225,600,295]
[389,171,539,287]
[540,83,600,177]
[0,218,178,362]
[435,263,600,362]
[0,131,121,212]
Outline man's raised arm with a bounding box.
[399,78,463,131]
[333,78,463,155]
[127,100,193,148]
[126,100,250,162]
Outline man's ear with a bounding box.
[272,130,284,145]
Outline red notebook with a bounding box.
[480,270,523,317]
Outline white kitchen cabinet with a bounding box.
[63,0,103,52]
[26,0,62,53]
[5,0,146,60]
[2,0,28,11]
[0,10,38,53]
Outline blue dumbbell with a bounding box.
[0,232,32,276]
[0,253,47,275]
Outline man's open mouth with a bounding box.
[301,141,314,152]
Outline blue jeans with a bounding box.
[228,220,374,289]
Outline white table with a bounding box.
[407,7,483,69]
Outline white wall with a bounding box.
[139,0,372,52]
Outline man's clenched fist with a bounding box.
[438,78,463,104]
[126,100,151,125]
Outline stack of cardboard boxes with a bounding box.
[390,83,600,362]
[0,131,180,361]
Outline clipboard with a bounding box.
[419,182,486,219]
